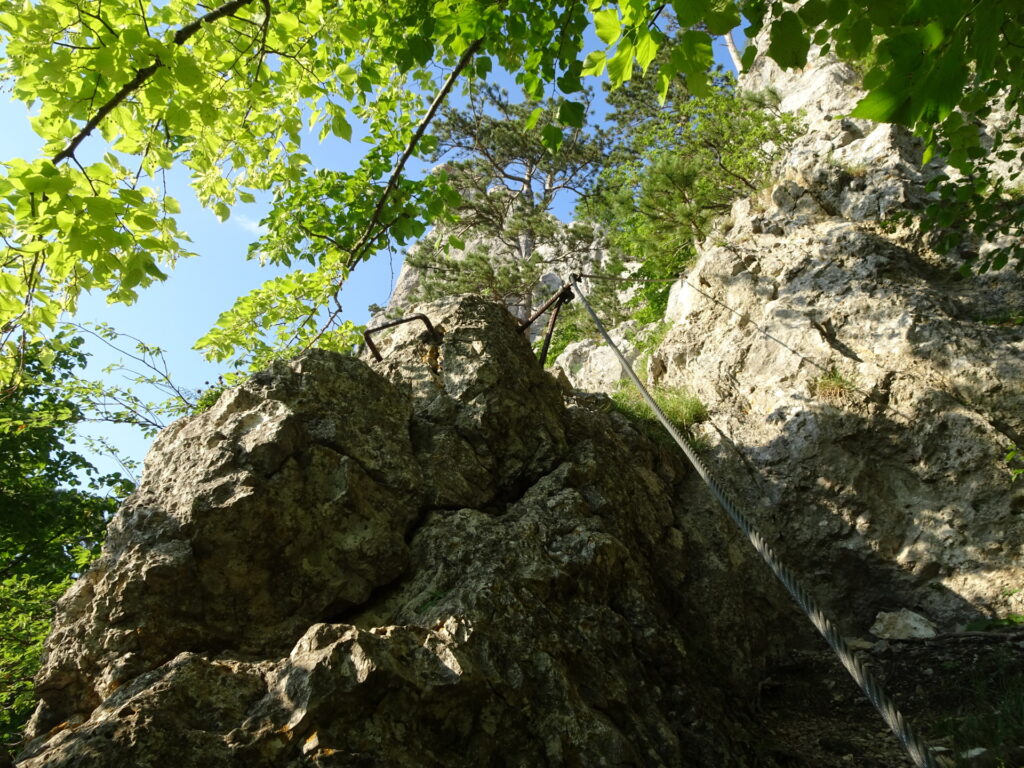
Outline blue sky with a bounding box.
[2,34,739,479]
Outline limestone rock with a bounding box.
[18,296,793,768]
[28,352,424,736]
[648,39,1024,635]
[552,321,646,393]
[870,609,938,640]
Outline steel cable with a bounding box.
[566,273,942,768]
[572,271,917,423]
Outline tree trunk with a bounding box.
[724,31,743,73]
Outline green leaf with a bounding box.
[864,0,903,26]
[0,11,19,31]
[556,72,583,94]
[960,89,988,114]
[850,87,906,122]
[594,9,621,45]
[331,113,352,141]
[619,0,646,25]
[175,56,204,88]
[767,11,810,69]
[635,30,659,74]
[671,30,713,96]
[607,39,635,85]
[671,0,709,28]
[704,6,740,35]
[55,210,75,234]
[825,0,849,24]
[919,21,944,52]
[581,50,607,76]
[915,47,969,124]
[133,214,157,230]
[408,35,433,66]
[862,66,886,90]
[541,124,563,153]
[798,0,828,27]
[558,100,585,128]
[524,107,544,131]
[740,42,758,70]
[278,11,299,32]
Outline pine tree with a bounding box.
[406,86,609,313]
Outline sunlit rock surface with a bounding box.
[19,296,796,768]
[648,52,1024,632]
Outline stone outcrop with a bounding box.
[553,320,652,394]
[18,296,798,767]
[19,37,1024,768]
[643,54,1024,633]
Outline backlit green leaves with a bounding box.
[0,0,745,374]
[0,154,190,371]
[2,0,1023,380]
[594,9,621,44]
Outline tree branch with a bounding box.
[701,139,757,191]
[723,30,743,72]
[52,0,257,165]
[343,38,484,272]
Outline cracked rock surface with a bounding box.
[647,50,1024,634]
[18,296,797,768]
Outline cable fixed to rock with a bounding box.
[566,272,942,768]
[573,271,916,423]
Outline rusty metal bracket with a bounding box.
[519,284,573,333]
[363,314,439,362]
[537,287,573,367]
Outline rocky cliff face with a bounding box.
[18,297,800,767]
[560,53,1024,635]
[18,46,1024,768]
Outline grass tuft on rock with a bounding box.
[612,385,708,445]
[810,366,858,405]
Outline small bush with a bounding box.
[980,311,1024,327]
[1007,446,1024,482]
[936,655,1024,768]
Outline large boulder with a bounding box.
[18,296,795,768]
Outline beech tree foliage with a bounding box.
[0,0,1022,381]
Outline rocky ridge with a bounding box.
[16,42,1024,768]
[17,296,804,767]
